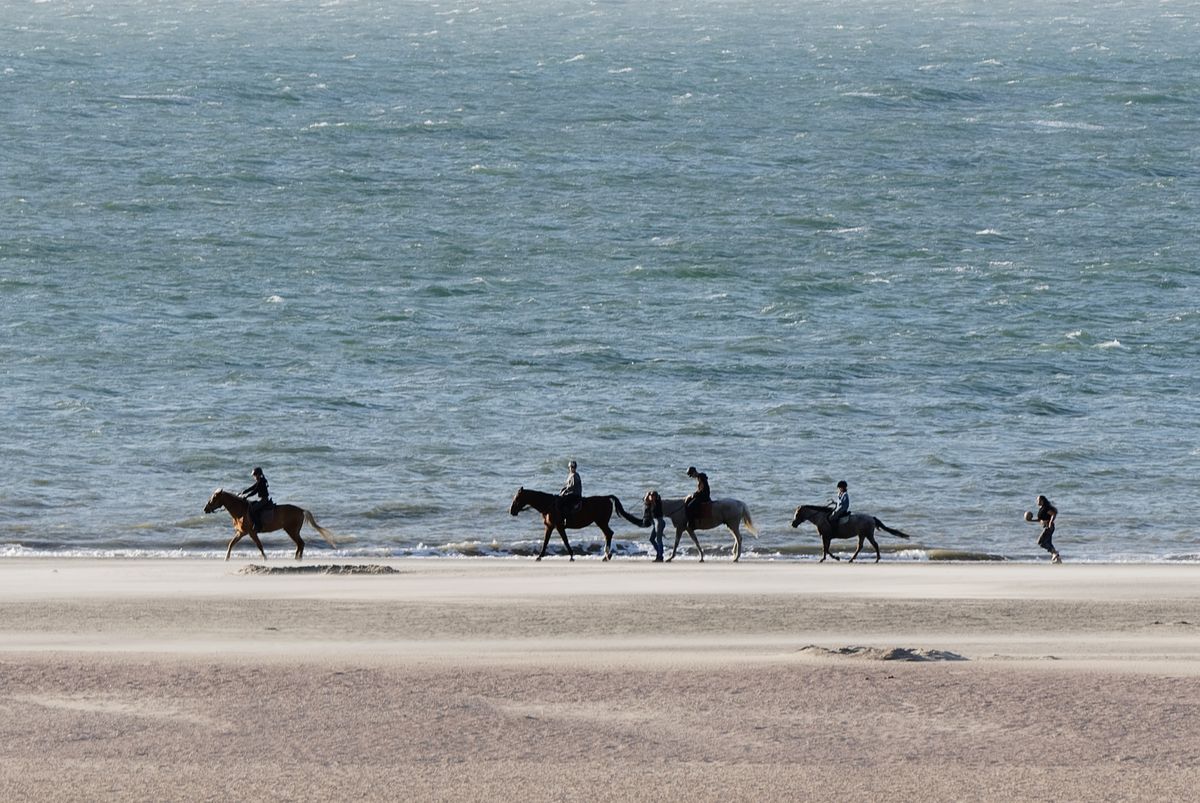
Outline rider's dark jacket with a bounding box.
[691,472,711,504]
[242,476,271,504]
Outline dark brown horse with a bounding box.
[791,504,912,563]
[204,489,337,561]
[509,487,644,561]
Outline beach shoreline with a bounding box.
[2,559,1198,801]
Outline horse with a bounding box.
[204,489,338,561]
[643,493,758,562]
[509,487,644,561]
[790,504,912,563]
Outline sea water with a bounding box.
[2,0,1198,562]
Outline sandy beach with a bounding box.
[2,558,1199,801]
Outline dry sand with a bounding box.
[2,558,1199,801]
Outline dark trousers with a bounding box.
[684,496,708,525]
[1038,525,1056,553]
[557,495,581,522]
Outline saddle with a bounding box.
[248,500,276,530]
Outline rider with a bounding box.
[240,466,274,531]
[828,480,851,534]
[558,460,583,523]
[684,466,711,531]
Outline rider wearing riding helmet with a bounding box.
[828,480,850,532]
[241,467,274,530]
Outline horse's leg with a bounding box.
[286,525,306,560]
[248,532,267,561]
[822,534,840,562]
[868,532,881,563]
[281,512,306,560]
[688,527,704,562]
[557,524,574,562]
[667,527,684,562]
[849,536,864,562]
[600,522,614,562]
[537,523,553,561]
[225,533,244,561]
[729,522,742,563]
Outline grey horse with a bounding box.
[791,504,913,563]
[642,493,757,562]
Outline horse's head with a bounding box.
[509,487,527,517]
[791,505,824,528]
[204,489,224,514]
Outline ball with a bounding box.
[1023,510,1034,522]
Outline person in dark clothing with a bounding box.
[1025,495,1062,563]
[684,466,711,530]
[645,490,666,562]
[241,466,274,531]
[557,460,583,524]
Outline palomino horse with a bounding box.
[509,487,644,561]
[643,494,758,562]
[204,489,337,561]
[791,504,912,563]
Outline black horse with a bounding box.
[791,504,913,563]
[509,487,644,561]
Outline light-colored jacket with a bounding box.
[830,492,850,519]
[560,472,582,498]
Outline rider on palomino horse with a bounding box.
[241,466,275,532]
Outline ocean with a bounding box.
[2,0,1198,562]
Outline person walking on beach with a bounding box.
[240,466,274,532]
[828,480,851,534]
[558,460,583,523]
[645,490,666,561]
[684,466,711,531]
[1025,495,1062,563]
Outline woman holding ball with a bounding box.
[1025,495,1062,563]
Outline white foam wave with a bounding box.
[1032,120,1104,131]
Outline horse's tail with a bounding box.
[742,503,758,537]
[873,517,911,540]
[304,509,339,548]
[609,496,646,527]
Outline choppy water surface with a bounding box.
[2,0,1198,561]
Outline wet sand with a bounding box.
[1,559,1198,801]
